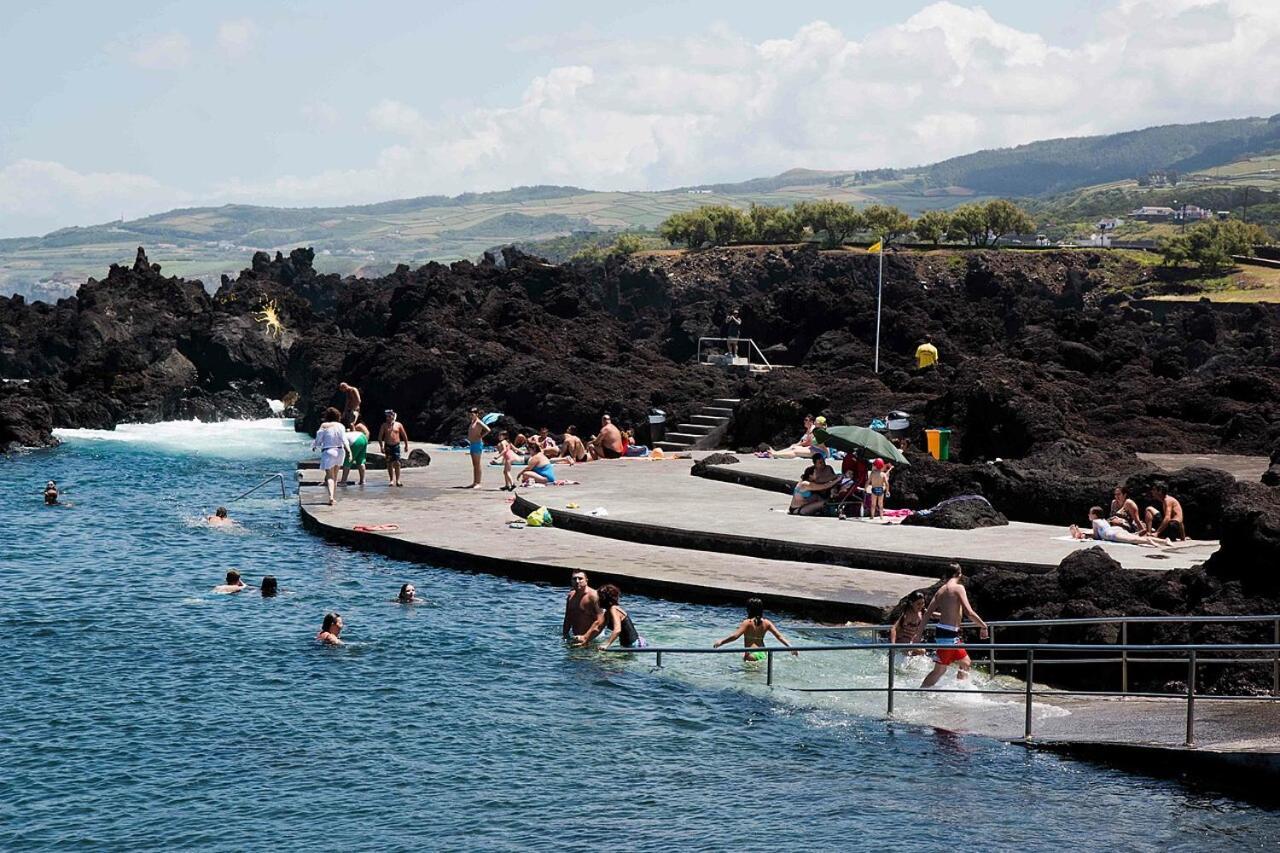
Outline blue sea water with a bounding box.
[3,419,1278,851]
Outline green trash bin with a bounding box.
[937,428,952,461]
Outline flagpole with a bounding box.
[873,242,884,373]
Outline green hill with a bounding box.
[8,114,1280,300]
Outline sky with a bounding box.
[1,0,1279,236]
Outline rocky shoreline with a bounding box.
[4,244,1278,686]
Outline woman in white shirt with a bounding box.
[311,406,352,506]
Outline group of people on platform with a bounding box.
[311,381,657,502]
[1070,482,1188,545]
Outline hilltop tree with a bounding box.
[1160,218,1268,273]
[748,203,804,242]
[659,205,752,249]
[794,200,865,248]
[946,200,1035,246]
[862,204,912,243]
[912,209,952,245]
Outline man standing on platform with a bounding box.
[464,408,490,488]
[921,563,988,688]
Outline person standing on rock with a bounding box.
[725,307,742,360]
[562,571,601,643]
[920,564,988,688]
[338,382,361,423]
[464,408,491,488]
[378,410,409,488]
[915,335,939,370]
[312,407,351,506]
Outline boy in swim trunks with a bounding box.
[464,408,490,489]
[921,564,988,688]
[867,458,889,519]
[378,410,409,487]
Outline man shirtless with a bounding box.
[921,563,988,688]
[1144,483,1187,541]
[889,591,927,655]
[378,410,409,487]
[338,382,361,423]
[559,426,589,462]
[562,571,602,641]
[213,570,246,594]
[464,408,491,488]
[207,506,235,527]
[595,414,624,460]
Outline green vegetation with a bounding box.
[1158,219,1268,273]
[911,209,951,245]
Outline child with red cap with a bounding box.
[867,458,890,519]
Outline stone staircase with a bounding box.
[655,398,740,453]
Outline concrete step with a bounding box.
[664,432,706,443]
[655,440,694,451]
[711,398,741,406]
[674,423,716,434]
[702,407,734,417]
[690,415,730,426]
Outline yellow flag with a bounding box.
[867,240,883,254]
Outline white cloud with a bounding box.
[206,0,1280,207]
[216,19,258,57]
[0,160,189,237]
[127,31,192,70]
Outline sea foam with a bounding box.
[54,417,307,458]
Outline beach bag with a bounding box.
[526,506,553,527]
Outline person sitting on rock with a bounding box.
[766,415,816,459]
[1143,483,1187,541]
[788,453,838,515]
[1108,485,1142,532]
[1071,507,1171,547]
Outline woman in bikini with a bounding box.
[714,598,798,660]
[573,584,646,649]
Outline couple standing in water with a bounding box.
[562,571,795,658]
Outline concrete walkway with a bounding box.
[299,450,921,621]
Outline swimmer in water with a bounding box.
[396,583,423,604]
[260,576,279,597]
[44,481,60,505]
[213,570,246,594]
[317,612,344,645]
[714,597,798,661]
[207,506,235,526]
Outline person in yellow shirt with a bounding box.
[915,335,939,369]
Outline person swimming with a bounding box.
[714,598,798,661]
[43,480,59,505]
[260,576,279,597]
[396,583,423,604]
[213,570,246,594]
[207,506,234,526]
[317,612,344,645]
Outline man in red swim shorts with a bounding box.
[921,563,989,688]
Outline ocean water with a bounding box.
[3,419,1277,851]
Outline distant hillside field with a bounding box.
[6,113,1280,300]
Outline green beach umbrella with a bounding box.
[814,425,910,467]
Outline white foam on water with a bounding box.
[54,417,307,458]
[267,399,286,415]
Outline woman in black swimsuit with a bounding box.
[572,583,646,648]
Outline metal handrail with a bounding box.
[606,640,1280,747]
[799,613,1280,632]
[695,336,773,370]
[228,472,287,503]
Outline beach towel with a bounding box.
[353,524,400,532]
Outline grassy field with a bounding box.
[1148,262,1280,302]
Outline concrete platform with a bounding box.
[507,454,1218,575]
[298,449,922,621]
[1138,452,1269,482]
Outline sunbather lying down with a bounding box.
[1071,506,1171,547]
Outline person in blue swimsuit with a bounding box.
[517,446,557,485]
[464,408,491,489]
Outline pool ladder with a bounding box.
[229,472,288,503]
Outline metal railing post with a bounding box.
[1121,621,1129,696]
[766,650,774,687]
[1024,649,1035,741]
[886,647,896,716]
[988,625,996,677]
[655,651,663,669]
[1185,650,1197,747]
[1273,619,1278,697]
